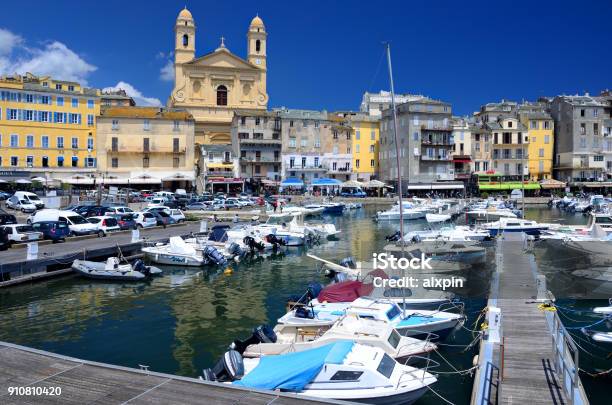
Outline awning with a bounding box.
[261,179,279,186]
[62,177,94,185]
[453,159,471,163]
[129,176,161,185]
[431,183,464,190]
[341,180,364,188]
[14,179,32,184]
[312,178,342,186]
[406,184,432,190]
[281,177,304,187]
[365,180,387,188]
[540,179,566,189]
[101,177,131,185]
[207,163,234,169]
[162,174,195,181]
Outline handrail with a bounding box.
[550,310,581,405]
[480,361,500,405]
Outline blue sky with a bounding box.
[0,0,610,115]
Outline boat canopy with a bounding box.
[281,178,304,187]
[169,236,196,255]
[234,341,354,391]
[317,280,373,303]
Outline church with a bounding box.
[169,7,268,147]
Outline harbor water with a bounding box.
[0,205,609,404]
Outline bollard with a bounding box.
[487,306,502,343]
[26,242,38,261]
[200,220,208,233]
[233,214,239,223]
[131,229,140,242]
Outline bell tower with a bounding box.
[174,7,195,86]
[247,15,267,88]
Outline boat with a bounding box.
[253,214,309,246]
[72,257,162,281]
[142,236,227,267]
[277,297,464,340]
[232,316,437,363]
[479,217,549,236]
[321,202,345,214]
[289,212,340,240]
[376,201,427,221]
[384,240,487,266]
[593,305,612,315]
[591,332,612,343]
[425,213,451,223]
[203,341,437,405]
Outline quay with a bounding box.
[0,341,348,405]
[471,233,590,405]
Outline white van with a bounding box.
[13,191,45,209]
[28,209,97,236]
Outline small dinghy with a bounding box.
[72,258,162,281]
[592,332,612,343]
[593,306,612,315]
[426,213,451,223]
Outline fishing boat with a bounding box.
[277,297,464,340]
[425,213,451,223]
[142,236,227,267]
[72,257,162,281]
[202,341,437,405]
[232,316,436,363]
[479,217,549,236]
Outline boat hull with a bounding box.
[347,386,429,405]
[487,227,548,237]
[396,317,463,341]
[143,251,204,267]
[72,260,146,281]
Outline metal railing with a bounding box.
[550,310,581,405]
[481,362,500,405]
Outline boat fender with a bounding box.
[202,350,244,382]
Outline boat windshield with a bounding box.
[387,329,401,349]
[267,215,292,225]
[376,353,396,379]
[595,216,612,224]
[386,305,401,321]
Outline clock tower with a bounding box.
[247,15,267,93]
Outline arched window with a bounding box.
[182,34,189,47]
[255,39,261,53]
[217,85,228,106]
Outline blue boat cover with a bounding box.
[397,315,438,327]
[234,341,354,391]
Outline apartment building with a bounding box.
[96,107,195,189]
[518,103,554,180]
[451,117,472,182]
[487,115,529,176]
[0,73,100,182]
[232,110,282,182]
[359,91,423,117]
[471,125,492,173]
[379,97,455,187]
[335,112,380,181]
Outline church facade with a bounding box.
[169,8,268,147]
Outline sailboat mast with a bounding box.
[386,43,404,236]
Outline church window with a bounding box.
[256,40,261,53]
[217,85,228,106]
[182,34,189,47]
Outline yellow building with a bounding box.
[337,112,380,181]
[519,110,554,180]
[96,107,196,189]
[0,73,100,182]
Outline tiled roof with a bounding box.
[100,106,193,120]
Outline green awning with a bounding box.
[479,182,541,191]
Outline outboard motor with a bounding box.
[385,231,401,242]
[203,246,228,266]
[334,272,347,283]
[411,234,422,244]
[306,282,323,300]
[295,306,315,319]
[243,236,265,252]
[226,242,245,259]
[265,234,286,248]
[132,259,149,275]
[339,257,357,269]
[229,325,278,355]
[201,350,244,382]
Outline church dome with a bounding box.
[250,15,265,29]
[178,7,193,20]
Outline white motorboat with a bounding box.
[289,212,340,239]
[376,201,427,221]
[277,297,464,340]
[233,316,436,362]
[385,240,487,266]
[142,236,228,267]
[592,332,612,343]
[253,214,308,246]
[72,257,162,281]
[593,305,612,315]
[465,207,518,223]
[480,217,549,236]
[425,213,451,223]
[214,342,437,405]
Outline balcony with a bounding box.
[287,165,325,171]
[241,157,281,164]
[325,166,352,173]
[206,170,234,177]
[420,124,453,131]
[239,136,281,145]
[110,144,186,153]
[420,155,452,161]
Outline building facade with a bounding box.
[359,91,423,117]
[169,8,268,149]
[325,114,354,181]
[100,89,135,107]
[486,116,529,176]
[0,73,100,182]
[451,117,472,182]
[335,112,380,181]
[96,107,195,189]
[232,110,282,182]
[379,97,455,186]
[518,103,554,180]
[550,95,609,182]
[470,125,492,173]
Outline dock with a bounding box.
[0,341,349,405]
[471,233,590,405]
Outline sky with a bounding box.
[0,0,610,115]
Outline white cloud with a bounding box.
[103,81,162,107]
[160,59,174,82]
[0,28,96,84]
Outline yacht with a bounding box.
[385,240,487,266]
[142,236,227,267]
[479,217,549,236]
[233,316,436,363]
[376,201,427,221]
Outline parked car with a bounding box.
[0,208,17,225]
[106,206,135,215]
[168,209,186,223]
[111,213,137,230]
[185,201,209,210]
[0,191,12,201]
[0,224,43,245]
[222,200,242,209]
[0,226,9,250]
[28,210,97,236]
[340,189,367,198]
[226,197,248,207]
[151,210,175,226]
[31,221,70,242]
[6,196,37,213]
[133,212,157,228]
[12,191,45,209]
[147,198,169,208]
[82,206,114,218]
[87,216,121,237]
